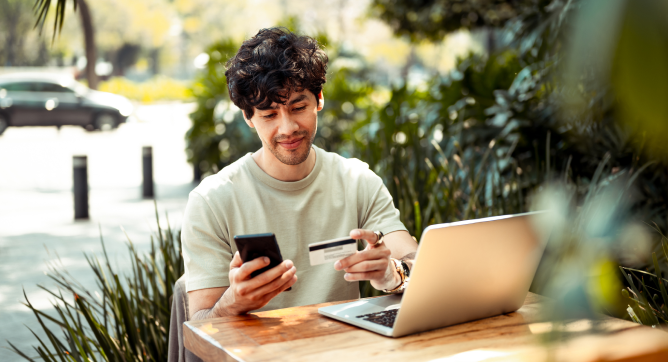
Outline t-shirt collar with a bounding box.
[246,145,323,191]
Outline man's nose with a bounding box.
[277,111,299,135]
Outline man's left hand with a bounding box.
[333,229,400,291]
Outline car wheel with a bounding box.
[94,113,117,131]
[0,114,8,135]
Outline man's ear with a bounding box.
[317,91,324,111]
[243,111,254,128]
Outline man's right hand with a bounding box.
[218,251,297,315]
[188,252,297,319]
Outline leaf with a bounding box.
[652,253,668,318]
[413,201,422,239]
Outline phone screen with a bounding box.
[233,233,289,284]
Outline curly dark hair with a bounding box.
[225,27,328,119]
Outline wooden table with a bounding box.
[184,293,668,362]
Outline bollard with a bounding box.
[193,163,202,183]
[73,155,89,219]
[142,146,154,198]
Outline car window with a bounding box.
[1,82,38,92]
[39,83,74,93]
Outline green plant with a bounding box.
[369,0,553,42]
[8,205,183,361]
[358,129,531,297]
[621,228,668,328]
[529,154,657,319]
[185,38,259,178]
[369,0,668,263]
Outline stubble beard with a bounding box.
[268,129,316,166]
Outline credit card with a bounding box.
[308,237,357,266]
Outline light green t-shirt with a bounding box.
[182,145,407,312]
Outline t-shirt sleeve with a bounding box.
[182,191,232,292]
[359,170,408,235]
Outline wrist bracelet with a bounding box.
[382,258,408,293]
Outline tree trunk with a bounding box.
[3,0,20,66]
[149,48,160,75]
[77,0,97,89]
[486,27,496,54]
[401,45,416,85]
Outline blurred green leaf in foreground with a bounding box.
[565,0,668,163]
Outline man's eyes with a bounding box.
[260,105,307,119]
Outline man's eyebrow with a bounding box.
[287,94,308,105]
[257,94,309,111]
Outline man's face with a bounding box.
[246,89,323,166]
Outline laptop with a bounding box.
[318,212,550,337]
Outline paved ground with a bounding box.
[0,103,197,361]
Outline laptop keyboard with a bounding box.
[356,309,399,328]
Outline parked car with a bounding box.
[0,73,133,135]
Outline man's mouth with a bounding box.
[277,137,304,150]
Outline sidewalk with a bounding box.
[0,185,193,360]
[0,103,196,361]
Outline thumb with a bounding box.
[230,251,243,269]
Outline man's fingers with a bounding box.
[344,271,386,282]
[343,260,386,273]
[334,245,390,271]
[236,260,295,296]
[245,260,294,289]
[349,229,380,245]
[236,256,270,281]
[247,266,297,300]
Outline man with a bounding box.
[184,27,417,320]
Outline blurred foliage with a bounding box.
[185,38,261,177]
[529,158,656,323]
[0,0,50,66]
[565,0,668,164]
[9,206,183,361]
[32,0,73,38]
[621,230,668,328]
[369,0,553,42]
[99,76,192,103]
[369,0,668,252]
[561,0,668,328]
[347,52,529,240]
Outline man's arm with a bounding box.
[188,252,297,320]
[189,287,228,320]
[384,230,417,269]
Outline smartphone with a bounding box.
[233,233,291,290]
